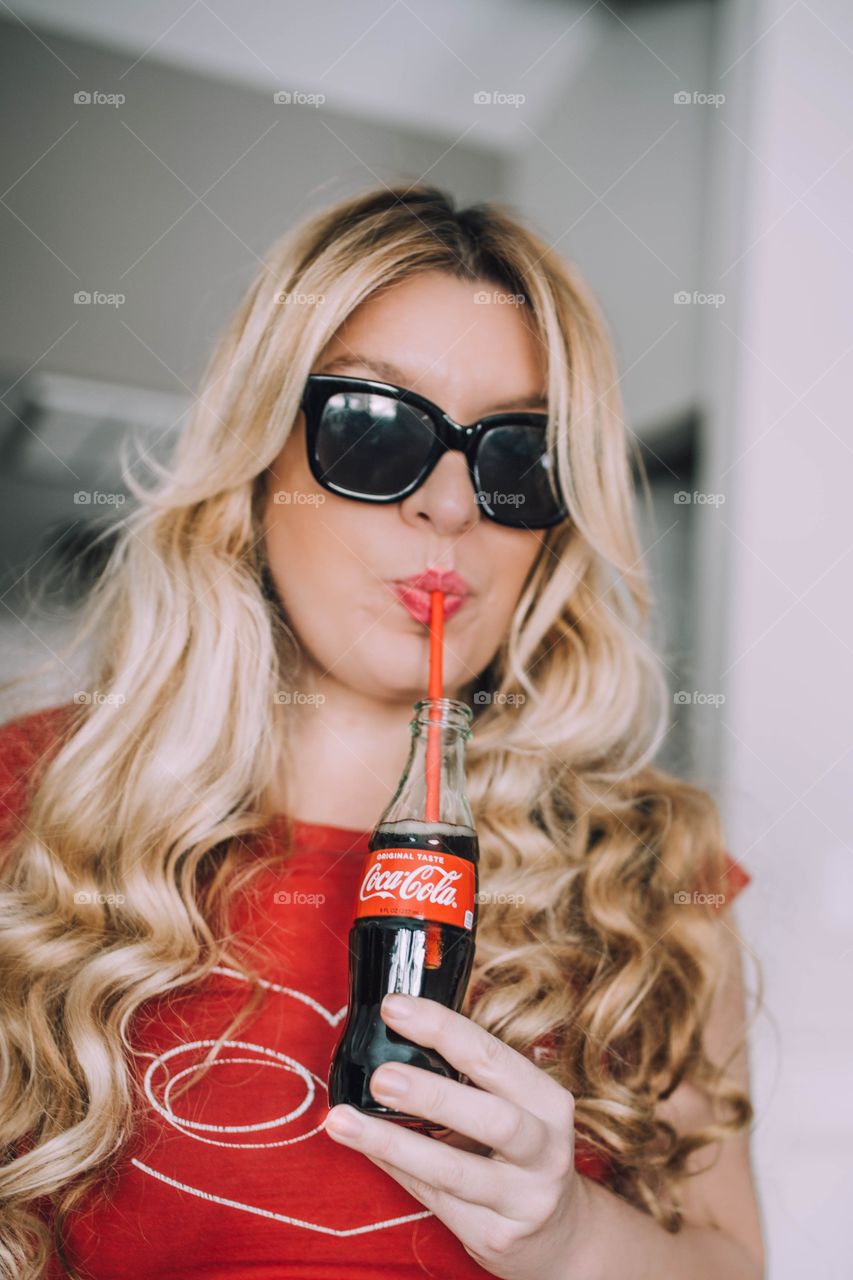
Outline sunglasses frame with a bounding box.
[299,374,569,529]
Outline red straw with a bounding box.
[424,589,444,822]
[425,589,444,968]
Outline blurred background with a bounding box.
[0,1,850,1274]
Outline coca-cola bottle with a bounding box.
[328,697,479,1128]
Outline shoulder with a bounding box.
[721,851,752,902]
[0,702,78,849]
[697,849,753,911]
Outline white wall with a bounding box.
[702,1,853,1276]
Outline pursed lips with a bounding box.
[389,583,469,624]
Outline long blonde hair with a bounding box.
[0,183,757,1278]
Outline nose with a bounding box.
[398,449,481,536]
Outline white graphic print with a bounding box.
[131,965,433,1235]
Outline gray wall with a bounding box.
[509,0,716,437]
[0,16,507,703]
[0,18,507,393]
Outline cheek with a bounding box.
[266,488,387,574]
[481,529,542,611]
[445,531,542,679]
[262,427,339,581]
[262,497,418,687]
[263,492,352,623]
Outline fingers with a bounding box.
[367,1152,512,1258]
[369,1061,546,1168]
[324,1104,526,1218]
[434,1128,493,1156]
[379,994,575,1134]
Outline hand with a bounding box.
[323,993,588,1280]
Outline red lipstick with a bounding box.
[390,569,471,624]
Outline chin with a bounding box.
[358,653,432,702]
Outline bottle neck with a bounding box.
[376,698,475,830]
[412,698,473,736]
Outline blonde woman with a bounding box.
[0,184,764,1280]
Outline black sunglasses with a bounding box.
[299,374,568,530]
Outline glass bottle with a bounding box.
[328,698,479,1126]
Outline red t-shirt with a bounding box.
[0,705,751,1279]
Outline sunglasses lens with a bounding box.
[315,391,436,497]
[476,425,563,527]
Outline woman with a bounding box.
[0,184,765,1279]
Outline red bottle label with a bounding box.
[354,846,476,930]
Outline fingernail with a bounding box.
[372,1065,408,1099]
[325,1106,363,1137]
[382,993,413,1020]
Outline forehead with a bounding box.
[316,272,548,419]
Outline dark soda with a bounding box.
[328,698,479,1129]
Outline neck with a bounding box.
[267,667,436,832]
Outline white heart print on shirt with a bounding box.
[131,965,433,1237]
